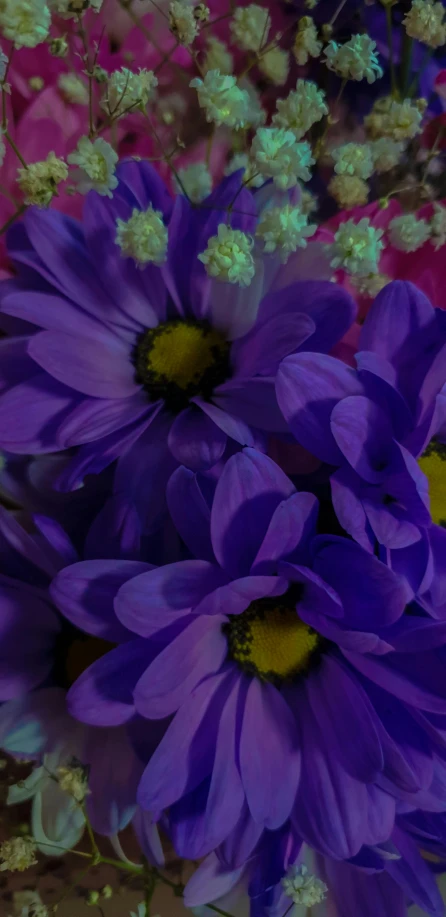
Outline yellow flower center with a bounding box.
[134,320,230,412]
[225,591,320,684]
[418,440,446,527]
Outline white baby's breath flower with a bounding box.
[103,68,158,117]
[365,96,425,141]
[17,152,68,207]
[328,217,385,276]
[56,765,89,803]
[272,79,328,140]
[224,152,265,188]
[331,142,374,179]
[369,137,405,172]
[230,4,271,52]
[388,213,430,251]
[324,34,383,83]
[256,204,317,261]
[0,837,37,873]
[49,0,103,13]
[293,16,322,66]
[259,47,290,86]
[352,272,391,297]
[199,224,255,287]
[190,70,251,129]
[58,73,89,105]
[252,127,315,188]
[116,206,168,265]
[403,0,446,48]
[174,162,212,202]
[203,36,233,74]
[328,174,369,208]
[169,0,199,45]
[67,136,118,198]
[0,0,50,49]
[430,202,446,250]
[282,864,327,907]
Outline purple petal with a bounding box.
[330,467,372,552]
[166,466,214,562]
[344,647,446,713]
[193,574,288,617]
[115,561,229,637]
[0,336,35,393]
[0,374,77,454]
[330,395,397,484]
[184,853,244,909]
[321,858,405,917]
[1,290,110,338]
[252,492,319,575]
[211,449,295,578]
[313,537,408,629]
[50,559,151,641]
[168,406,227,471]
[388,826,444,916]
[231,313,315,377]
[85,725,142,835]
[218,802,263,869]
[360,280,434,363]
[56,393,149,448]
[193,397,259,447]
[214,377,287,433]
[240,679,300,829]
[208,261,265,341]
[276,353,363,464]
[258,281,356,354]
[281,562,343,619]
[137,669,233,811]
[133,615,227,719]
[133,808,165,867]
[67,639,154,725]
[28,330,138,399]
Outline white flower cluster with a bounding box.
[293,16,322,66]
[0,836,37,873]
[329,174,369,208]
[365,97,425,141]
[103,68,158,117]
[259,47,290,86]
[324,34,383,83]
[58,73,89,105]
[272,79,328,139]
[370,137,405,172]
[175,162,212,202]
[67,136,118,197]
[230,4,271,52]
[331,143,374,180]
[199,224,255,287]
[204,36,233,74]
[191,70,253,129]
[0,0,50,49]
[169,0,199,46]
[282,864,328,907]
[329,217,385,276]
[388,213,430,252]
[403,0,446,49]
[225,152,265,188]
[430,203,446,250]
[116,206,169,265]
[57,764,90,803]
[17,152,68,207]
[252,127,315,189]
[257,204,317,261]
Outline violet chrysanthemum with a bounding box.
[0,505,161,860]
[276,280,446,610]
[52,448,446,864]
[0,162,354,533]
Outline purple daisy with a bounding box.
[184,812,446,917]
[0,162,355,533]
[276,281,446,606]
[51,448,446,864]
[0,504,160,861]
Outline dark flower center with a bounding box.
[418,439,446,528]
[224,586,321,685]
[133,319,231,413]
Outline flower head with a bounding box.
[203,36,233,74]
[190,70,251,129]
[403,0,446,48]
[57,764,90,803]
[259,47,290,86]
[0,836,37,872]
[272,80,328,140]
[370,137,405,172]
[331,143,374,180]
[67,136,118,197]
[225,152,265,187]
[328,174,369,208]
[198,223,255,286]
[58,73,89,105]
[430,202,446,250]
[17,152,68,207]
[103,68,158,117]
[256,204,316,261]
[252,128,314,189]
[293,16,322,66]
[324,34,383,83]
[169,0,199,45]
[174,162,212,203]
[329,217,384,275]
[282,864,328,907]
[365,97,424,141]
[0,0,50,49]
[230,4,271,52]
[388,213,431,251]
[116,206,169,265]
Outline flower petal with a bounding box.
[28,330,138,399]
[168,406,227,471]
[67,640,154,726]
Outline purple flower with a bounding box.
[52,448,446,864]
[184,813,445,917]
[276,281,446,604]
[0,505,159,854]
[0,162,355,534]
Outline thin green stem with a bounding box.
[207,904,236,917]
[0,203,26,236]
[385,4,397,98]
[4,131,27,168]
[96,855,143,875]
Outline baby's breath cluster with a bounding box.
[403,0,446,49]
[329,218,385,276]
[252,127,314,189]
[0,836,37,872]
[103,68,158,118]
[257,204,317,261]
[272,79,328,139]
[67,136,118,197]
[293,16,322,66]
[116,206,168,265]
[169,0,199,46]
[191,70,252,129]
[365,97,425,141]
[230,4,271,52]
[0,0,50,49]
[324,34,383,83]
[199,224,255,287]
[282,864,328,907]
[17,152,68,207]
[388,213,431,251]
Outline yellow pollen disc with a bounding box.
[229,606,319,682]
[147,323,226,391]
[418,444,446,527]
